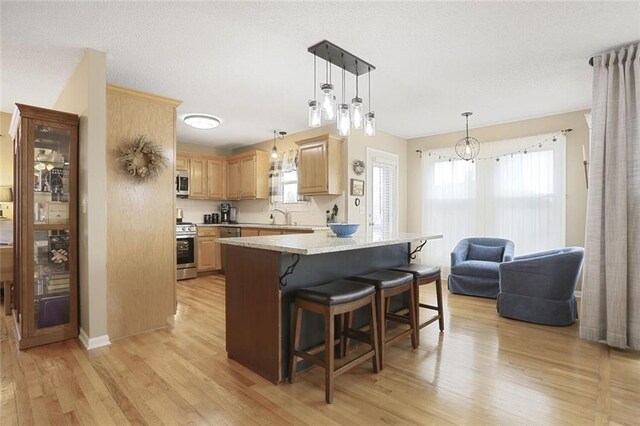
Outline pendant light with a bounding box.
[320,45,336,120]
[455,112,480,161]
[337,55,351,136]
[364,67,376,136]
[271,130,287,159]
[351,63,363,129]
[308,52,321,127]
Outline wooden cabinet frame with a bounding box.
[295,134,344,195]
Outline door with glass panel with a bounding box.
[366,148,399,236]
[11,104,78,349]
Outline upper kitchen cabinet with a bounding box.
[9,104,79,349]
[226,151,269,200]
[178,153,226,200]
[175,154,189,171]
[189,157,206,198]
[206,158,225,199]
[295,134,344,195]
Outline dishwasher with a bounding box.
[219,226,241,273]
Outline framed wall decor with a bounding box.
[350,178,364,197]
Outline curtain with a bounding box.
[268,157,283,204]
[422,133,566,275]
[580,44,640,350]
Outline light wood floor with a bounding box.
[1,275,639,425]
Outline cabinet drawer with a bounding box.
[198,227,219,237]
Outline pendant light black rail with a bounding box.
[308,40,376,76]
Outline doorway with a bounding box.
[366,148,399,236]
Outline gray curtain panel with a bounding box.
[580,44,640,350]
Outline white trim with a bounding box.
[79,328,111,350]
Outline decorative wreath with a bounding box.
[353,159,365,175]
[117,135,168,181]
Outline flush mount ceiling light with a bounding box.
[307,40,376,137]
[183,114,221,130]
[455,112,480,161]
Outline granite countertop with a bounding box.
[195,223,329,231]
[217,232,443,255]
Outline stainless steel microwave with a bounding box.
[176,171,189,197]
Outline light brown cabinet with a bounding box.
[176,154,189,171]
[241,229,260,237]
[197,227,221,272]
[177,153,227,200]
[295,134,344,195]
[226,151,269,200]
[206,158,225,199]
[189,157,206,198]
[10,104,79,349]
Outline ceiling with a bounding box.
[2,2,639,149]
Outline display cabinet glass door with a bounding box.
[30,123,74,332]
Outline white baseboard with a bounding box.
[79,328,111,350]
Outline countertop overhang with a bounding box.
[218,232,443,255]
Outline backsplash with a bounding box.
[175,195,345,226]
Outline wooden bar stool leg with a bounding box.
[340,311,352,358]
[368,295,380,373]
[325,306,335,404]
[289,303,303,384]
[409,282,419,349]
[376,290,386,370]
[435,277,444,332]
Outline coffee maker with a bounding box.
[220,203,230,224]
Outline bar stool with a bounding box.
[289,280,379,404]
[348,270,418,369]
[390,264,444,341]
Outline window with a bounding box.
[281,170,300,204]
[367,148,399,236]
[422,133,566,272]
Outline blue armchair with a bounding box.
[448,238,515,298]
[497,247,584,326]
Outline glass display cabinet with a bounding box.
[10,104,78,349]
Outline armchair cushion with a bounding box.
[468,243,504,262]
[451,260,500,279]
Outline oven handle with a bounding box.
[176,235,196,239]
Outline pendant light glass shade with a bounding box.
[308,100,321,127]
[320,83,336,120]
[364,112,376,136]
[350,97,363,129]
[337,104,351,136]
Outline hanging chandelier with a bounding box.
[271,130,287,159]
[307,40,376,137]
[455,112,480,161]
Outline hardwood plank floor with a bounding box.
[1,274,639,425]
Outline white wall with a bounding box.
[53,48,109,346]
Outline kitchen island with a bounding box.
[219,231,442,383]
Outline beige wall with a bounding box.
[407,110,590,250]
[0,112,14,221]
[106,85,180,340]
[53,49,109,343]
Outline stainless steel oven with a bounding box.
[177,223,197,280]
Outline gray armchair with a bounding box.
[448,238,515,298]
[497,247,584,325]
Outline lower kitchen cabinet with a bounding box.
[197,227,221,272]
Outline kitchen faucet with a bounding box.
[272,208,291,225]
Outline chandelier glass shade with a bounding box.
[307,40,376,136]
[455,112,480,161]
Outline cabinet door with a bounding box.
[176,154,189,171]
[197,237,216,271]
[226,160,240,200]
[297,140,328,194]
[214,240,222,270]
[189,158,206,198]
[239,156,256,198]
[206,159,225,200]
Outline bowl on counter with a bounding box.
[329,223,360,237]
